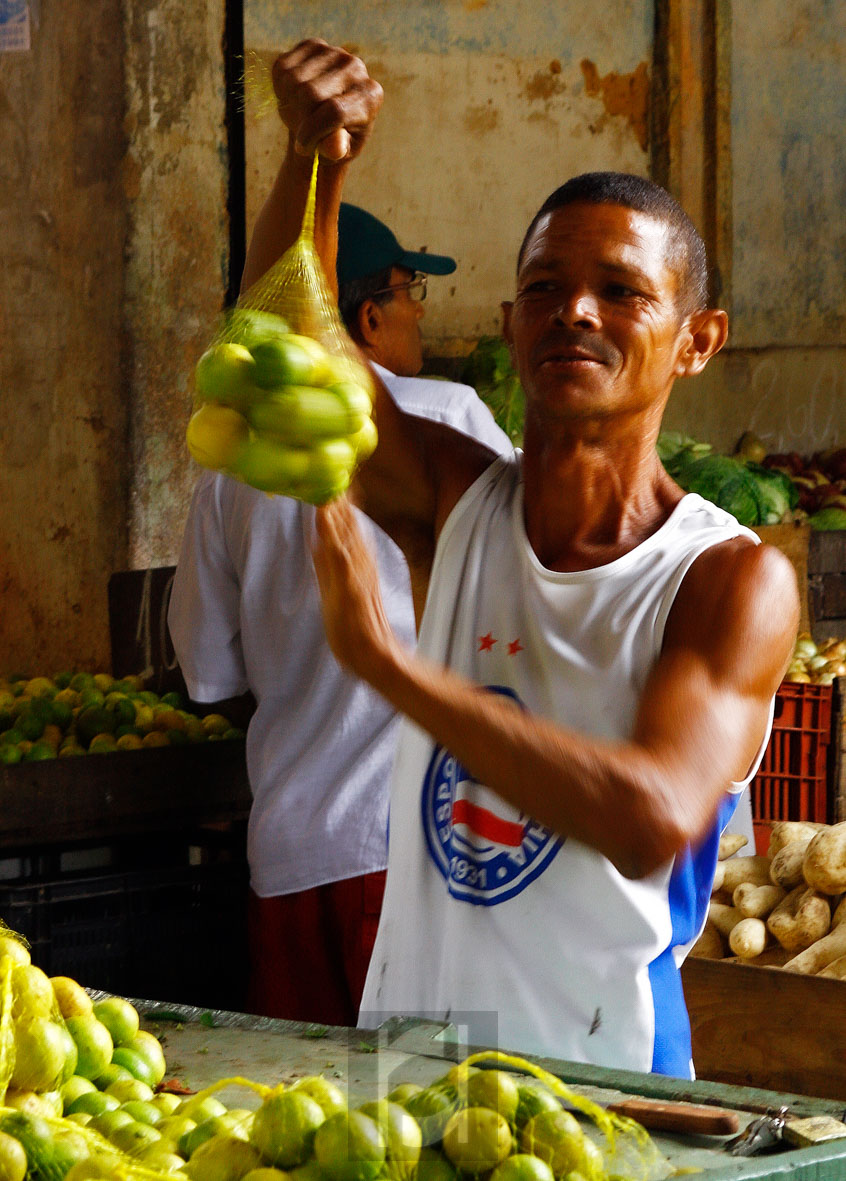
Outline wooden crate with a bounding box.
[683,956,846,1102]
[808,531,846,644]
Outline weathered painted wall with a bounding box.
[123,0,229,570]
[245,0,845,455]
[0,0,129,673]
[664,0,845,452]
[244,0,653,351]
[1,0,843,677]
[0,0,228,675]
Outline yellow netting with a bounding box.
[452,1052,671,1181]
[185,152,377,504]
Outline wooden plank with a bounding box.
[108,567,186,696]
[0,742,251,850]
[683,956,846,1102]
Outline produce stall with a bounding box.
[119,1001,846,1179]
[0,690,252,1013]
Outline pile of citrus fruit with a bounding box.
[0,929,655,1181]
[187,309,377,505]
[0,672,243,765]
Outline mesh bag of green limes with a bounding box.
[186,153,377,504]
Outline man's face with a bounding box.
[503,202,691,427]
[371,266,426,377]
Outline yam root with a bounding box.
[783,920,846,974]
[767,820,827,858]
[690,920,725,960]
[767,884,831,952]
[719,855,772,894]
[818,955,846,980]
[769,839,814,889]
[802,822,846,895]
[729,917,769,959]
[709,901,744,938]
[833,896,846,927]
[711,861,726,893]
[733,882,785,919]
[718,832,748,860]
[741,945,794,968]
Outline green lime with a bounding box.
[514,1081,562,1129]
[23,742,56,762]
[0,745,22,766]
[16,712,46,741]
[48,699,73,729]
[358,1100,421,1179]
[442,1108,512,1174]
[387,1084,423,1106]
[490,1154,555,1181]
[160,691,184,710]
[120,1100,163,1127]
[111,1045,157,1088]
[466,1071,520,1124]
[404,1085,459,1146]
[249,1091,325,1169]
[415,1147,457,1181]
[519,1109,586,1177]
[313,1110,386,1181]
[76,706,118,746]
[290,1076,347,1117]
[65,1090,120,1117]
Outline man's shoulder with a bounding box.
[376,366,511,453]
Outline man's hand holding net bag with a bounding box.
[185,41,385,505]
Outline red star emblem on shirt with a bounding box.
[478,633,497,652]
[507,639,524,656]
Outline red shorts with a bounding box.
[247,870,387,1028]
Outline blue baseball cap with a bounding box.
[337,203,457,285]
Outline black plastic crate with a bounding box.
[0,861,250,1011]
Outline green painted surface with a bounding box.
[129,1001,846,1180]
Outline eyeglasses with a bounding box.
[372,273,428,302]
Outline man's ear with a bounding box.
[356,299,384,349]
[674,307,728,377]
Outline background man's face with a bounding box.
[372,266,426,377]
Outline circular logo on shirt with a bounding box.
[421,686,563,905]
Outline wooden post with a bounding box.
[651,0,732,309]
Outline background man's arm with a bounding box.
[313,499,799,879]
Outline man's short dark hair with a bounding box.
[338,265,395,340]
[517,172,710,315]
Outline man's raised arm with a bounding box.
[240,39,382,295]
[240,38,492,575]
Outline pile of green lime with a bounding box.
[0,926,656,1181]
[187,309,377,504]
[0,671,243,764]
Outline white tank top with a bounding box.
[359,451,772,1077]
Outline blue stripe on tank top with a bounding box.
[648,791,742,1076]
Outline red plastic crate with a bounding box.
[750,682,834,854]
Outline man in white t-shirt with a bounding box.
[168,205,510,1026]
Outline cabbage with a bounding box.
[808,507,846,531]
[672,454,763,525]
[745,463,798,524]
[460,337,525,446]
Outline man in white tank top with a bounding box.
[248,41,800,1077]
